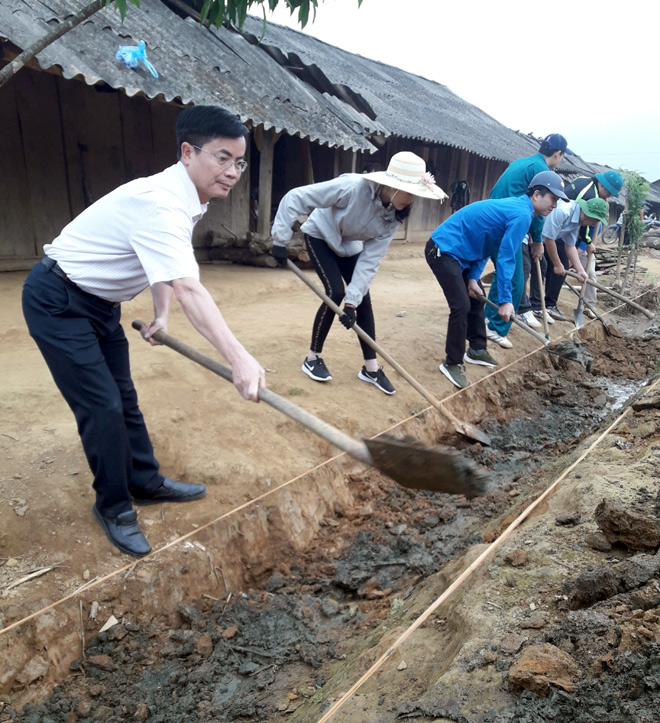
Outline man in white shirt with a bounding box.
[537,196,609,320]
[22,106,265,558]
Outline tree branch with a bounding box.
[0,0,108,89]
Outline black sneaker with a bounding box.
[547,306,567,322]
[302,357,332,382]
[532,309,555,325]
[358,366,396,395]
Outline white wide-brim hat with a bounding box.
[363,152,447,201]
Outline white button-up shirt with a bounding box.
[45,163,206,302]
[542,200,582,247]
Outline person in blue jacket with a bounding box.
[485,134,568,346]
[426,171,568,389]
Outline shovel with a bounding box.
[478,296,592,368]
[562,278,614,336]
[284,260,491,447]
[564,270,654,319]
[131,321,488,497]
[573,282,586,329]
[572,229,599,329]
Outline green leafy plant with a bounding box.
[112,0,141,21]
[198,0,363,30]
[618,169,650,293]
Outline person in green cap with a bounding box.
[538,197,610,318]
[564,170,622,312]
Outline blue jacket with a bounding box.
[489,152,550,244]
[430,196,534,304]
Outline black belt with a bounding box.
[40,257,120,307]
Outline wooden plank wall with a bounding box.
[1,65,513,269]
[0,78,36,263]
[0,68,251,270]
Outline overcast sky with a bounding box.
[263,0,660,182]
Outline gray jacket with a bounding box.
[271,174,400,307]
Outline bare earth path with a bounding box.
[3,246,660,722]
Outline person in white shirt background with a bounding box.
[537,196,609,320]
[22,106,265,558]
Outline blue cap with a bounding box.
[539,134,568,155]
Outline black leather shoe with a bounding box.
[92,505,152,558]
[129,477,207,506]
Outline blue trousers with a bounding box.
[485,245,524,336]
[22,261,162,518]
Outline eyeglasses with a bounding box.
[191,145,248,173]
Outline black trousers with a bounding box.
[544,239,569,309]
[22,260,163,518]
[304,235,376,360]
[521,244,549,313]
[425,239,487,366]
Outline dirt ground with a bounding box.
[2,246,660,721]
[1,243,464,609]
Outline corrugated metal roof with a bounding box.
[240,16,558,164]
[0,0,382,151]
[3,0,649,192]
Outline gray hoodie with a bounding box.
[271,174,400,307]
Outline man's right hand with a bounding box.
[231,351,266,402]
[467,279,482,299]
[140,317,168,346]
[498,302,515,321]
[531,243,545,261]
[271,244,288,267]
[553,263,566,276]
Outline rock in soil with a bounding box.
[595,497,660,551]
[508,643,579,694]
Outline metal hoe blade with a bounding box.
[365,435,488,497]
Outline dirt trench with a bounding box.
[3,279,660,722]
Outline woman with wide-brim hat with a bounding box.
[271,152,446,395]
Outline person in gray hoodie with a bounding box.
[271,152,445,395]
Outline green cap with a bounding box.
[578,197,609,227]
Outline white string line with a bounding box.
[318,376,654,722]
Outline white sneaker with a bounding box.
[486,329,513,349]
[521,310,542,329]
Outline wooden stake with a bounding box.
[79,600,86,660]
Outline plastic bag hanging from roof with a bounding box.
[116,40,158,79]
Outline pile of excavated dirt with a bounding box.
[5,315,660,721]
[2,250,660,722]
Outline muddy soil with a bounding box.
[2,249,660,722]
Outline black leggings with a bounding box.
[305,235,376,360]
